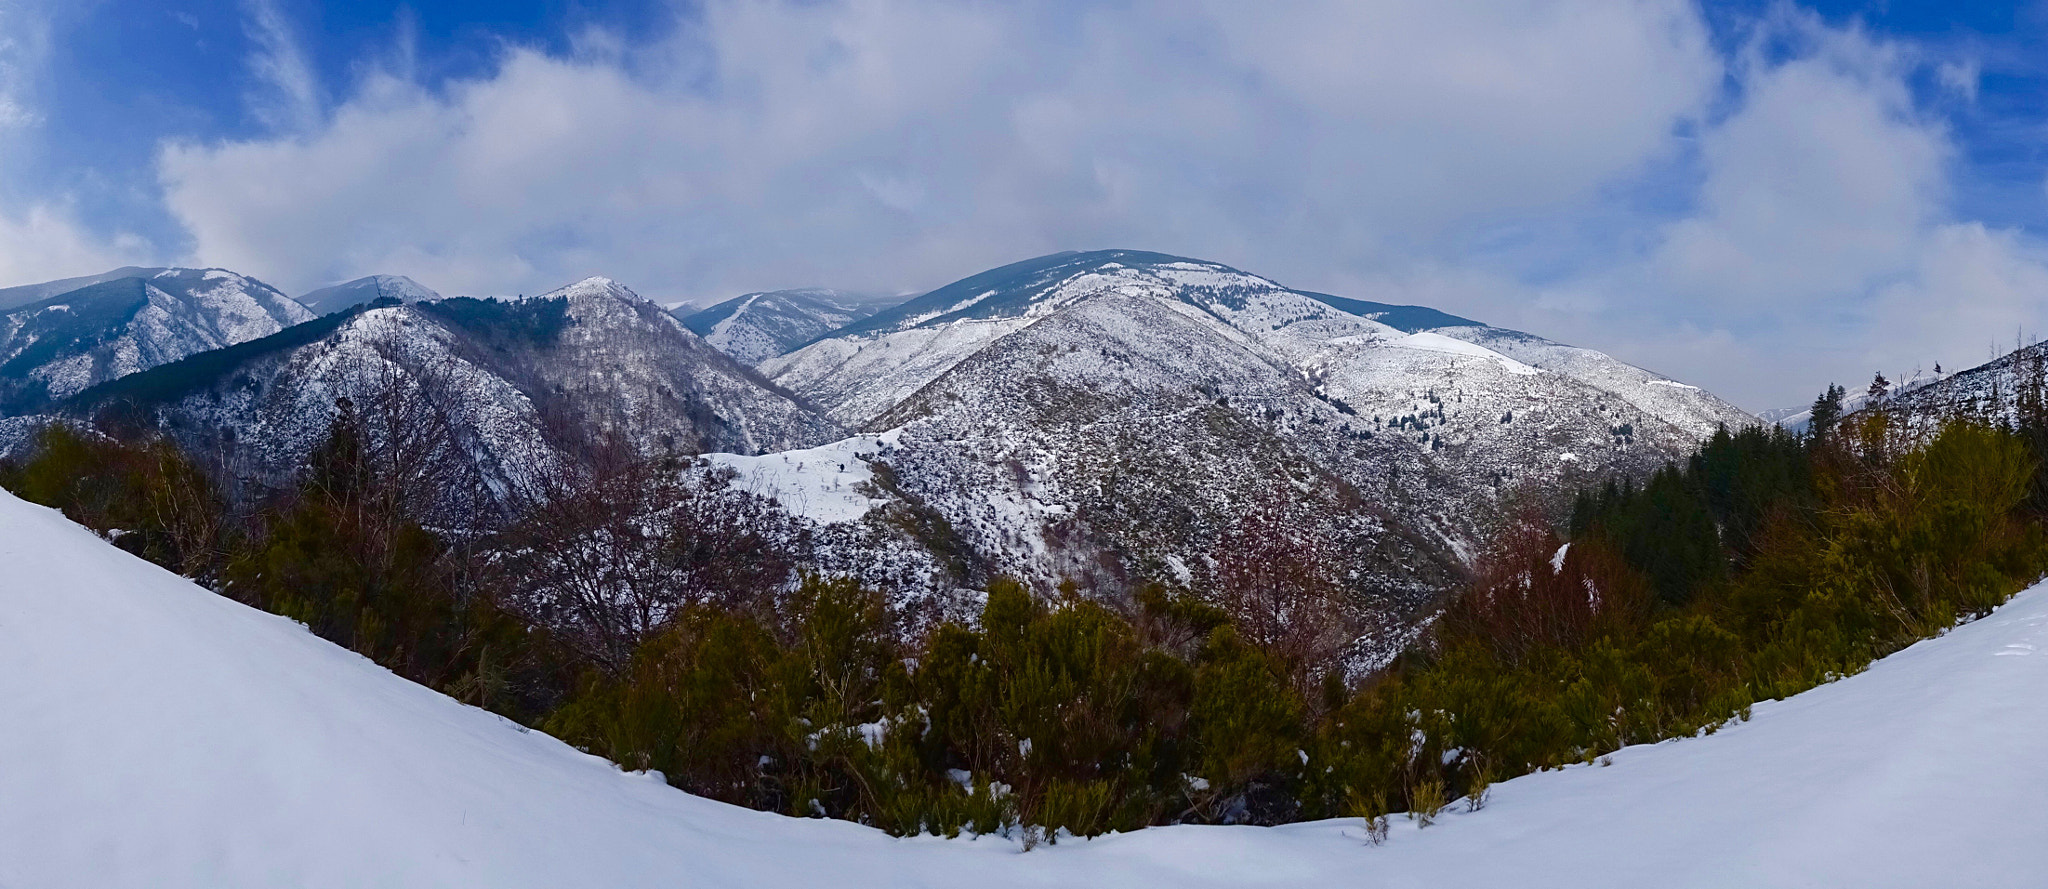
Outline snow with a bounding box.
[1644,380,1700,390]
[9,468,2048,885]
[1390,331,1541,375]
[1428,325,1755,438]
[699,430,902,524]
[759,254,1759,609]
[0,268,313,406]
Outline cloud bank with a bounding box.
[157,2,1713,287]
[0,0,2025,409]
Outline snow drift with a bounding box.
[2,486,2044,887]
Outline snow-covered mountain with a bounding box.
[1874,344,2045,432]
[6,484,2042,887]
[0,268,314,415]
[677,288,903,366]
[297,275,442,316]
[0,265,167,312]
[748,250,1754,621]
[59,277,842,513]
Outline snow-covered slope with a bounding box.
[678,288,902,366]
[0,265,167,312]
[296,275,441,316]
[756,250,1753,617]
[1420,325,1757,438]
[4,485,2043,888]
[1765,367,1951,433]
[54,277,841,513]
[0,269,314,415]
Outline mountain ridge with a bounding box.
[56,276,842,517]
[732,250,1755,639]
[0,268,314,415]
[297,275,442,316]
[679,288,904,366]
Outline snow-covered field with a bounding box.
[3,486,2044,887]
[699,430,903,524]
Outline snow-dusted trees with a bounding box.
[493,444,803,670]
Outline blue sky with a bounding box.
[11,0,676,240]
[3,0,2048,409]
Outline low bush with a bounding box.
[8,411,2045,840]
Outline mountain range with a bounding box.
[0,268,312,415]
[0,251,1762,638]
[51,277,839,519]
[726,250,1756,637]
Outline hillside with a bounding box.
[56,277,841,515]
[0,269,314,414]
[0,266,167,312]
[746,250,1754,625]
[678,288,903,366]
[3,485,2040,888]
[1872,343,2048,433]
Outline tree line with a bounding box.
[4,382,2045,843]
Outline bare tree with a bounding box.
[491,440,806,671]
[1440,507,1648,665]
[351,341,498,533]
[1211,487,1350,688]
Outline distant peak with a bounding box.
[538,276,645,305]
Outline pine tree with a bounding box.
[1807,384,1846,442]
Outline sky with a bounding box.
[2,0,2048,410]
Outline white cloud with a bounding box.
[0,203,148,285]
[1429,13,2048,410]
[0,1,48,130]
[150,0,2048,411]
[158,0,1719,301]
[240,0,322,134]
[1936,58,1980,102]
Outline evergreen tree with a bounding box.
[1807,383,1846,442]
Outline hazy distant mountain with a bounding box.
[677,288,904,366]
[0,268,313,415]
[297,275,441,316]
[0,267,169,313]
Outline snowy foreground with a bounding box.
[3,488,2045,888]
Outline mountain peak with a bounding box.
[681,288,907,367]
[825,249,1270,341]
[542,276,640,304]
[0,266,171,313]
[296,275,441,316]
[0,267,311,414]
